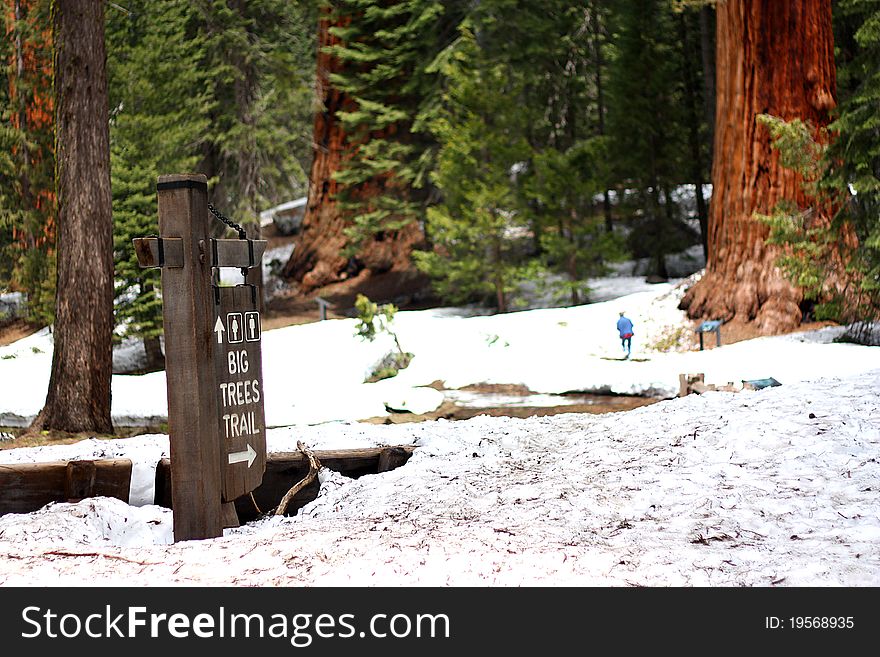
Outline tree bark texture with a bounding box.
[31,0,113,433]
[679,0,836,334]
[281,10,423,293]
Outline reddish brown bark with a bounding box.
[5,0,56,259]
[31,0,113,434]
[679,0,837,334]
[281,10,423,293]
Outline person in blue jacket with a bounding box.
[617,311,634,358]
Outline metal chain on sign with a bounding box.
[207,203,247,240]
[207,203,250,279]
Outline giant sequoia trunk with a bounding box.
[679,0,836,333]
[30,0,113,433]
[281,11,423,293]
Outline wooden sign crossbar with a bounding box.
[133,237,267,270]
[133,173,268,542]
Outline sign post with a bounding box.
[133,173,267,542]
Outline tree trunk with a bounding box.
[679,11,709,260]
[679,0,836,334]
[281,9,423,294]
[699,4,715,163]
[30,0,113,434]
[142,335,164,373]
[591,2,613,234]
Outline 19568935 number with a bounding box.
[789,617,854,629]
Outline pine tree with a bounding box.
[106,0,210,371]
[195,0,316,222]
[106,1,317,366]
[0,0,55,324]
[327,0,466,251]
[416,1,627,309]
[283,0,465,291]
[606,0,695,280]
[414,28,538,312]
[524,140,625,305]
[486,1,625,303]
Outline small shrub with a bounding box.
[365,351,414,383]
[649,325,693,352]
[354,294,414,382]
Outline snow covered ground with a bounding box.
[4,275,879,428]
[0,277,879,586]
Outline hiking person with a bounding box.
[617,311,634,358]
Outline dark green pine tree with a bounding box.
[0,13,18,289]
[824,0,880,341]
[414,26,540,312]
[606,0,696,280]
[106,0,210,371]
[419,1,625,309]
[107,1,317,368]
[194,0,317,223]
[324,0,467,253]
[482,0,625,304]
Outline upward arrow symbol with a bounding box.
[213,316,225,344]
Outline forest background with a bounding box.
[1,0,879,435]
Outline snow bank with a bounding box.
[0,367,877,586]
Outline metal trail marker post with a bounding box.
[133,174,267,542]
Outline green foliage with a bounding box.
[354,293,407,352]
[105,1,317,346]
[415,25,542,312]
[326,0,466,254]
[417,2,634,309]
[195,0,317,220]
[0,0,56,323]
[355,293,394,340]
[524,139,627,304]
[606,0,706,277]
[354,293,413,381]
[755,114,880,337]
[106,0,211,345]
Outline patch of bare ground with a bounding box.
[684,317,838,350]
[360,381,661,425]
[0,318,44,347]
[262,267,437,331]
[0,425,161,451]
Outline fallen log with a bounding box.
[0,446,415,519]
[155,445,416,520]
[0,459,132,515]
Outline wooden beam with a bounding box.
[207,239,267,269]
[132,237,184,268]
[66,460,131,502]
[156,446,416,518]
[0,447,414,519]
[0,459,132,515]
[378,447,411,473]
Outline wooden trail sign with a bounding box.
[214,285,266,502]
[133,173,268,542]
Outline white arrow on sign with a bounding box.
[213,316,225,344]
[228,443,257,468]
